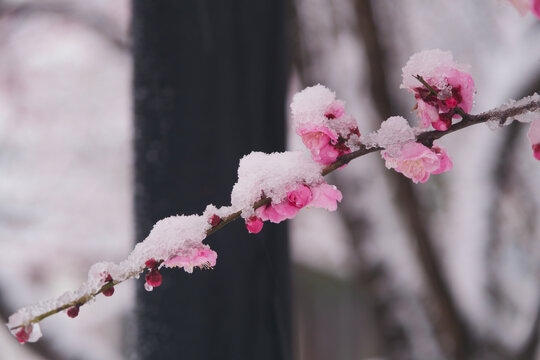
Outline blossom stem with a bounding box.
[414,74,437,96]
[9,94,540,332]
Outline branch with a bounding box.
[354,7,471,356]
[7,94,540,339]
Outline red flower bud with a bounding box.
[208,214,221,226]
[102,287,115,297]
[145,258,158,269]
[145,269,162,287]
[67,306,80,318]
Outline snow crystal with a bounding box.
[231,151,324,218]
[364,116,416,156]
[401,49,471,90]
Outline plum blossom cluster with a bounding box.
[229,151,343,234]
[291,84,360,165]
[245,182,342,233]
[6,49,540,345]
[383,142,452,184]
[507,0,540,18]
[401,49,475,131]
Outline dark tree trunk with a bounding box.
[132,1,290,359]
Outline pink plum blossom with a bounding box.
[287,184,313,208]
[431,146,453,174]
[309,183,343,211]
[297,124,354,166]
[324,100,346,119]
[257,201,299,223]
[528,118,540,161]
[254,182,342,225]
[7,313,42,344]
[257,184,313,223]
[291,85,359,165]
[383,142,452,183]
[402,50,475,131]
[163,243,218,273]
[245,216,264,233]
[298,125,341,165]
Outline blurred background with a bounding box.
[0,1,539,359]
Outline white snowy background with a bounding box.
[0,1,539,359]
[0,1,132,359]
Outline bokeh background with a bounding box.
[0,1,539,359]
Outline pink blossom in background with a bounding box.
[508,0,531,15]
[528,118,540,160]
[383,142,452,183]
[402,50,475,131]
[163,243,218,273]
[508,0,540,18]
[534,0,540,17]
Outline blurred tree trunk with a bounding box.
[132,1,290,359]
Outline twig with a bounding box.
[0,291,71,360]
[357,8,470,355]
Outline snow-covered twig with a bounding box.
[7,90,539,343]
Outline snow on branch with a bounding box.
[6,49,540,344]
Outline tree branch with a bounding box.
[7,93,539,341]
[353,3,472,357]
